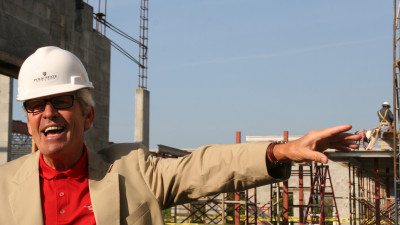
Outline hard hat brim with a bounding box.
[16,83,93,101]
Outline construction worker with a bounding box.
[0,46,361,225]
[378,101,394,136]
[366,102,394,150]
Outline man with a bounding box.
[378,101,394,135]
[0,46,361,225]
[367,101,395,150]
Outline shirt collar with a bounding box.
[39,145,89,180]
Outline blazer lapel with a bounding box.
[9,152,44,225]
[88,150,120,225]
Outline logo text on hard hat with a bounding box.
[33,72,58,83]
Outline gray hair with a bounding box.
[76,88,95,116]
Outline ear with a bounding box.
[27,116,33,135]
[84,106,95,131]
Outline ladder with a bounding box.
[304,164,341,224]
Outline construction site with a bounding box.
[1,0,400,225]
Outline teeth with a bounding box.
[44,126,64,133]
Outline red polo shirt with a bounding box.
[39,147,96,225]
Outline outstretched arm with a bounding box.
[271,124,362,164]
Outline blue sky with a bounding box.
[13,1,394,149]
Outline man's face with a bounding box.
[26,92,94,157]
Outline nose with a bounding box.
[42,102,59,119]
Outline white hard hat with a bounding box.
[17,46,93,101]
[382,101,390,107]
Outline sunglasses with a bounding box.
[23,95,77,113]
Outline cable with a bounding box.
[93,14,146,68]
[94,14,147,48]
[110,40,145,68]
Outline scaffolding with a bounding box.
[304,164,341,224]
[10,120,31,161]
[269,164,313,225]
[326,151,397,225]
[159,130,400,225]
[350,159,395,224]
[393,0,400,223]
[160,132,263,224]
[160,131,336,225]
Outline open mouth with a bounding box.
[42,126,66,136]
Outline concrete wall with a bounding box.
[0,0,111,153]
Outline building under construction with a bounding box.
[155,131,396,225]
[2,0,400,224]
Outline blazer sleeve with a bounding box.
[137,142,291,208]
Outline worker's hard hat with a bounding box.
[16,46,93,101]
[382,101,390,107]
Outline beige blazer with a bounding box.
[0,142,290,225]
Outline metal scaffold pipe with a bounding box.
[393,0,400,223]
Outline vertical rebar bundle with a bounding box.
[138,0,149,89]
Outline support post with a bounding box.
[222,193,225,224]
[134,88,150,147]
[299,165,304,225]
[349,164,353,225]
[282,131,289,225]
[352,165,357,225]
[234,131,241,225]
[253,187,258,224]
[374,158,380,225]
[359,170,365,221]
[386,167,390,225]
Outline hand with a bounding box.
[272,125,362,164]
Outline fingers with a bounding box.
[315,152,328,164]
[304,151,328,164]
[280,125,361,164]
[329,135,361,151]
[314,126,362,152]
[313,124,353,140]
[330,133,362,142]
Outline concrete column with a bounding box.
[0,75,13,164]
[134,88,150,148]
